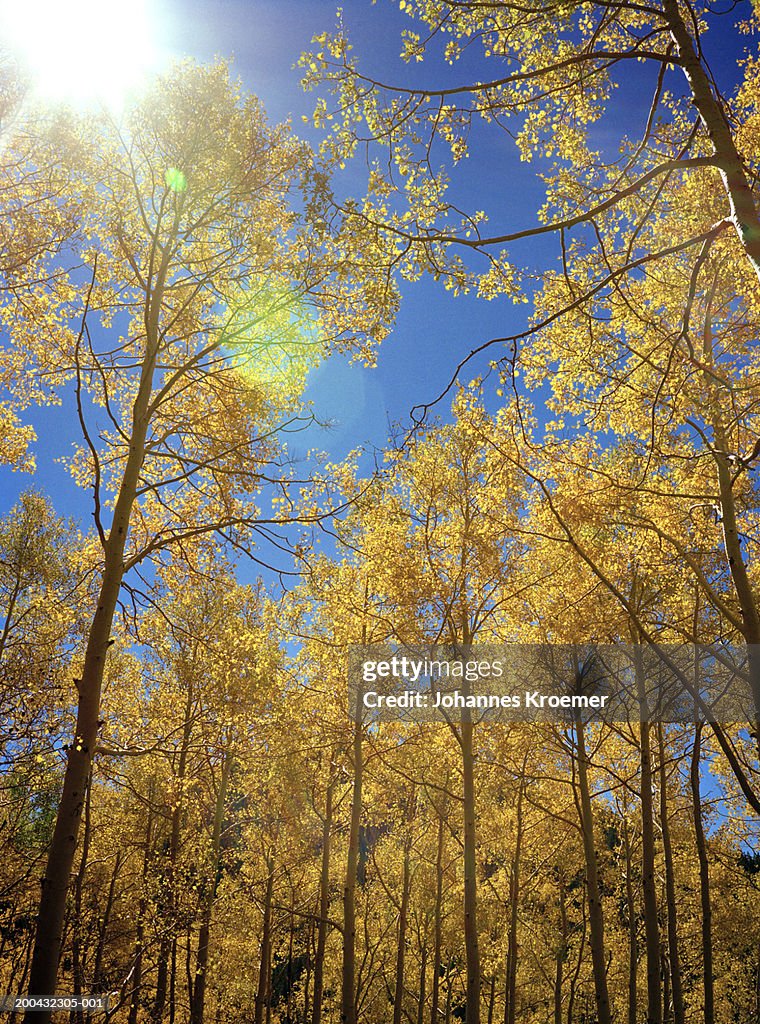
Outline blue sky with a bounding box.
[158,0,550,460]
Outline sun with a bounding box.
[0,0,162,110]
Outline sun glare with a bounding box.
[0,0,162,110]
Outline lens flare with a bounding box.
[165,167,187,193]
[220,283,322,398]
[0,0,162,110]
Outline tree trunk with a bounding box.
[431,809,445,1024]
[566,901,586,1024]
[169,936,177,1024]
[254,860,275,1024]
[486,976,495,1024]
[460,712,480,1024]
[635,647,662,1024]
[393,824,413,1024]
[190,751,231,1024]
[504,777,524,1024]
[286,910,295,1024]
[311,778,334,1024]
[341,714,362,1024]
[25,268,165,1021]
[573,713,611,1024]
[154,683,195,1024]
[128,794,155,1024]
[657,725,684,1024]
[554,873,567,1024]
[26,521,132,1015]
[418,946,428,1024]
[303,917,314,1024]
[622,816,637,1024]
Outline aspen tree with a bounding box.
[0,59,397,1013]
